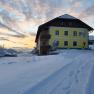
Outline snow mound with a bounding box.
[0,48,17,57]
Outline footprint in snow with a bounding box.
[8,62,16,64]
[66,90,71,94]
[27,61,31,63]
[69,71,74,77]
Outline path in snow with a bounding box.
[24,50,94,94]
[85,64,94,94]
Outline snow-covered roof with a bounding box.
[59,14,77,19]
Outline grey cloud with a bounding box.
[0,37,28,45]
[0,0,93,36]
[0,37,9,41]
[0,32,25,38]
[29,32,36,36]
[0,0,77,22]
[22,0,64,20]
[0,16,26,38]
[79,4,94,18]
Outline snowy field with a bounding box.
[0,49,94,94]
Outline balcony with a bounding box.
[40,34,51,40]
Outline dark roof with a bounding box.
[35,14,94,42]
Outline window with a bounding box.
[47,34,51,39]
[73,41,77,46]
[79,32,85,37]
[64,31,68,36]
[64,41,68,46]
[73,31,77,36]
[79,32,83,36]
[53,40,59,47]
[55,30,59,35]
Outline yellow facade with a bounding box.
[49,26,88,49]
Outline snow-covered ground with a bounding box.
[0,49,94,94]
[89,45,94,50]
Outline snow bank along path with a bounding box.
[0,50,94,94]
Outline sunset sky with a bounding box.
[0,0,94,48]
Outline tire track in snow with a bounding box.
[23,52,94,94]
[23,61,74,94]
[85,63,94,94]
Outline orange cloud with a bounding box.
[0,28,36,48]
[0,36,35,48]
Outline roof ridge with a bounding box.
[59,14,77,19]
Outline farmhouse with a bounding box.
[35,14,94,55]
